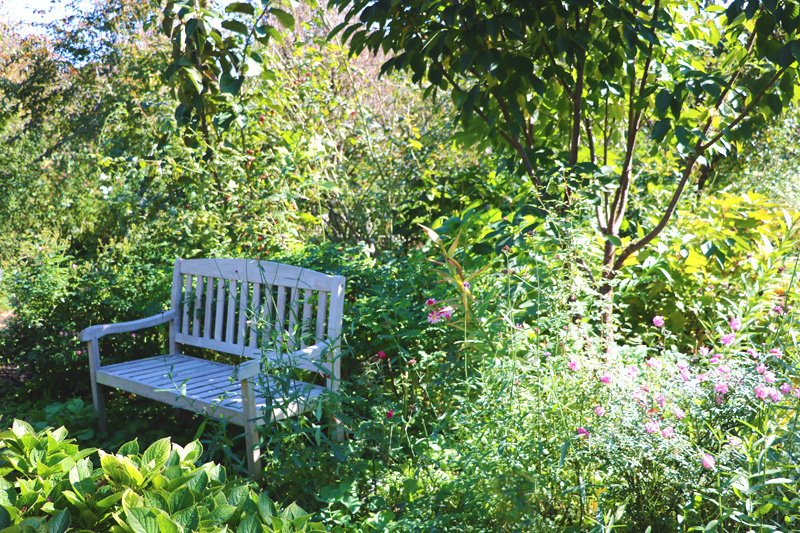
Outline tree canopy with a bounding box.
[326,0,800,274]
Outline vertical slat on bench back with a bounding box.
[214,279,225,341]
[226,280,236,344]
[250,283,260,348]
[173,259,345,368]
[203,277,213,339]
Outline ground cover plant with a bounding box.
[2,0,800,531]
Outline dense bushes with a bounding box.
[0,420,325,533]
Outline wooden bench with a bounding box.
[79,258,346,479]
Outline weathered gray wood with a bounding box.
[81,258,347,476]
[327,276,346,442]
[214,278,225,341]
[169,259,182,354]
[241,378,262,480]
[79,310,176,341]
[180,258,334,291]
[226,279,236,344]
[86,339,107,434]
[182,274,192,335]
[288,287,300,350]
[204,277,213,339]
[250,283,260,349]
[315,291,327,343]
[301,289,313,349]
[276,286,286,349]
[238,281,248,346]
[262,284,274,346]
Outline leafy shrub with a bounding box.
[618,192,800,349]
[0,420,326,533]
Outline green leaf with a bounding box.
[257,494,277,522]
[0,507,9,529]
[221,20,249,36]
[236,514,259,533]
[220,73,243,96]
[127,508,159,533]
[651,119,671,142]
[100,453,144,488]
[156,514,181,533]
[68,459,94,498]
[45,510,70,533]
[181,67,204,94]
[172,507,199,532]
[142,438,171,472]
[226,2,254,15]
[607,235,622,247]
[117,440,139,457]
[209,504,236,523]
[655,90,672,113]
[169,487,194,513]
[270,8,295,30]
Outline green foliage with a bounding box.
[619,192,800,347]
[328,0,800,274]
[0,421,324,533]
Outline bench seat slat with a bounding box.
[95,354,326,426]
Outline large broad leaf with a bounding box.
[172,506,199,532]
[126,508,159,533]
[269,8,295,30]
[257,494,277,523]
[156,514,182,533]
[142,438,171,472]
[169,487,194,514]
[226,2,254,15]
[221,20,250,36]
[100,453,144,488]
[45,509,70,533]
[68,458,95,498]
[235,514,259,533]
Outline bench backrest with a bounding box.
[169,259,346,369]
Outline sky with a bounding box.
[0,0,94,36]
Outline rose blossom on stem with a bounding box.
[652,315,665,328]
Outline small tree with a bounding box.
[326,0,800,323]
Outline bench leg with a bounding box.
[87,341,107,434]
[90,381,107,434]
[241,379,262,481]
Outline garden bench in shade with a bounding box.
[79,258,346,479]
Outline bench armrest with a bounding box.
[80,310,176,342]
[235,342,332,380]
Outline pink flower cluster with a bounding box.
[426,298,454,324]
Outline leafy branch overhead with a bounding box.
[327,0,800,274]
[161,0,295,135]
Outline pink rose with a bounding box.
[653,315,665,328]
